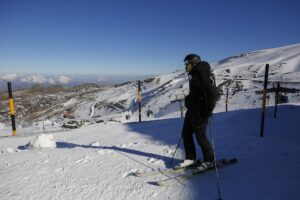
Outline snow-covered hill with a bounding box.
[70,43,300,124]
[212,43,300,82]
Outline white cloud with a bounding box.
[1,74,18,81]
[57,75,70,84]
[47,75,70,85]
[20,75,47,84]
[48,78,56,84]
[0,74,72,87]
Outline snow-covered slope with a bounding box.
[1,105,300,200]
[212,43,300,82]
[71,44,300,123]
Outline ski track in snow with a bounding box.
[89,102,96,118]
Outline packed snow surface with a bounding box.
[1,104,300,200]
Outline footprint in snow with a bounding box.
[54,167,64,172]
[122,169,139,178]
[96,149,114,155]
[74,156,94,164]
[118,144,127,148]
[147,157,165,166]
[118,142,147,148]
[90,142,101,147]
[163,147,176,156]
[128,142,141,147]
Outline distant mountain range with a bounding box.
[0,74,154,91]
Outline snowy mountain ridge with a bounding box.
[0,43,300,132]
[81,43,300,124]
[212,43,300,81]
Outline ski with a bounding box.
[147,158,237,186]
[131,167,186,177]
[131,159,202,177]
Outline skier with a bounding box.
[176,54,217,170]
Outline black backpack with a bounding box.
[206,71,221,114]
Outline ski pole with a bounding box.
[169,135,182,164]
[209,118,223,200]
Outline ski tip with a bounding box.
[148,181,161,186]
[130,173,139,177]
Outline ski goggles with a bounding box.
[184,60,192,65]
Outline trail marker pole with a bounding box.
[138,80,142,123]
[273,82,280,118]
[7,82,16,136]
[225,88,229,112]
[260,64,269,138]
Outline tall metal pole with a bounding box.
[260,64,269,138]
[274,82,280,118]
[138,80,142,123]
[7,82,17,136]
[225,88,229,112]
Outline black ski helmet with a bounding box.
[184,54,201,64]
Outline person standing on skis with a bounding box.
[176,54,218,170]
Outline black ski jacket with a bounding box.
[185,61,214,119]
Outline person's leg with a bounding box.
[182,113,196,160]
[193,119,215,162]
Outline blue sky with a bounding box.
[0,0,299,75]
